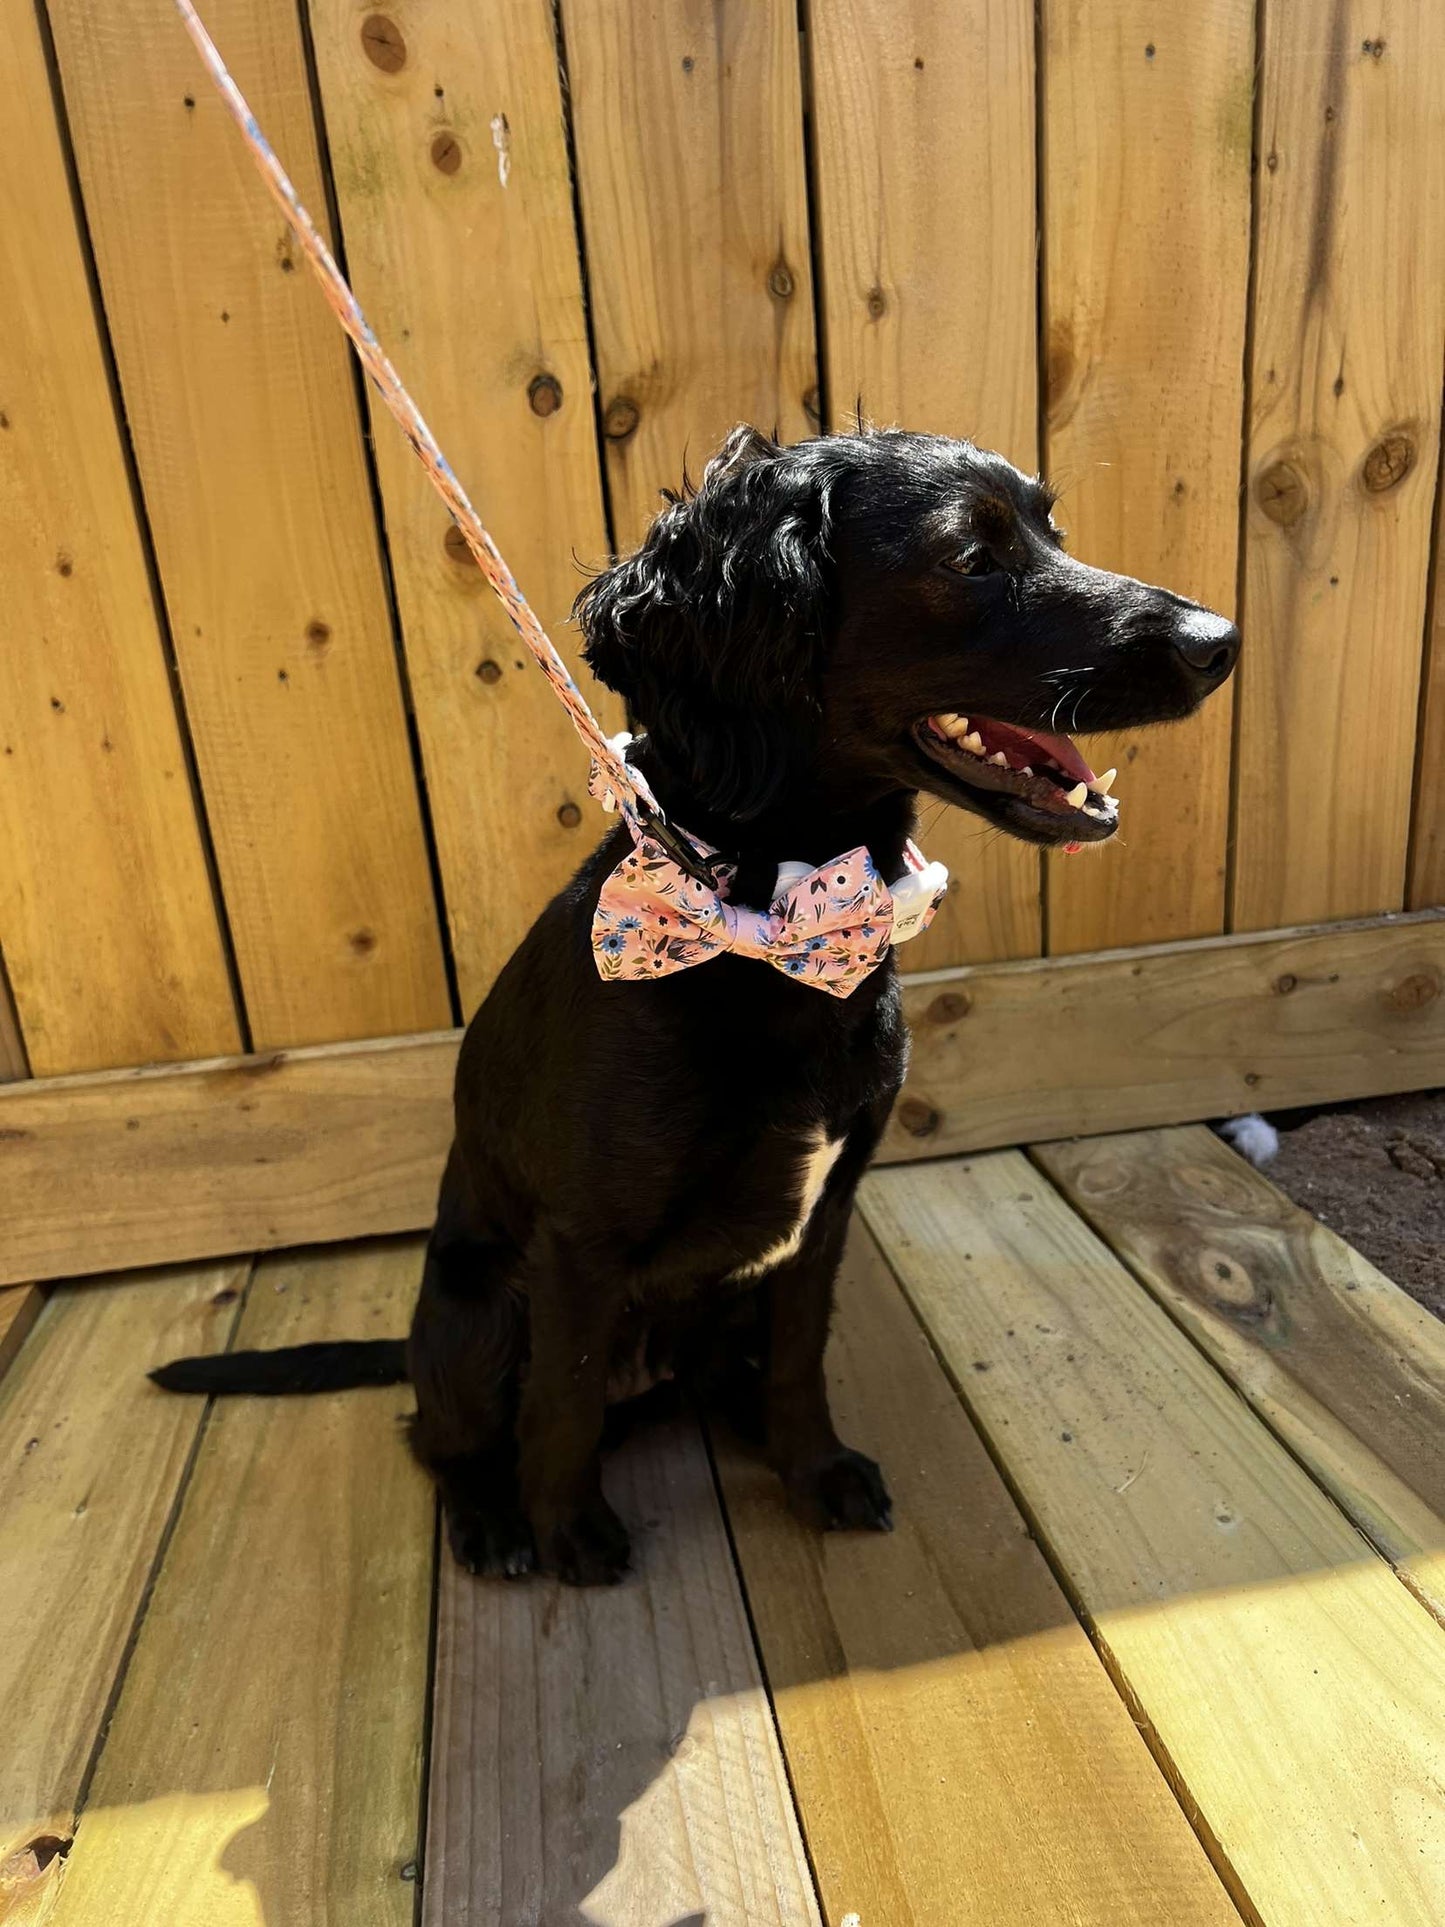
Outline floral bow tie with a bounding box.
[588,740,949,998]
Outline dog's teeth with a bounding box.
[1097,768,1117,795]
[1064,781,1088,808]
[988,750,1008,767]
[1020,765,1033,777]
[936,711,960,729]
[962,731,985,754]
[945,716,972,740]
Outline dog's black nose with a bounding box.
[1172,607,1240,685]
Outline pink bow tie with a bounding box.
[591,831,946,997]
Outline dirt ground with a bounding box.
[1257,1090,1445,1320]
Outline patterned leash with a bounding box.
[174,1,949,992]
[171,0,719,884]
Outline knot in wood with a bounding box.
[430,131,462,175]
[556,801,582,829]
[926,991,971,1025]
[528,373,563,417]
[604,396,641,442]
[897,1096,940,1138]
[445,525,478,567]
[1361,433,1415,493]
[1386,969,1440,1013]
[1255,459,1308,527]
[1200,1246,1268,1316]
[361,14,406,72]
[767,262,795,300]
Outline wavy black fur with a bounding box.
[153,424,1238,1585]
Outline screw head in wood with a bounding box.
[557,801,583,829]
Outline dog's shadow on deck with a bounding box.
[396,1226,1164,1927]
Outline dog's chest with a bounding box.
[728,1128,845,1282]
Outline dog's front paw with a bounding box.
[446,1501,538,1580]
[785,1446,894,1533]
[541,1497,632,1586]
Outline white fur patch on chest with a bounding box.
[729,1128,845,1282]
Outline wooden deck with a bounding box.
[3,1123,1444,1926]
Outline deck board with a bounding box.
[716,1221,1238,1927]
[0,1263,245,1886]
[423,1417,817,1927]
[6,1134,1444,1921]
[0,1285,44,1383]
[1034,1124,1445,1619]
[862,1153,1445,1926]
[44,1241,433,1927]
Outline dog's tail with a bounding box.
[149,1338,408,1397]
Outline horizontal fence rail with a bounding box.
[2,911,1441,1287]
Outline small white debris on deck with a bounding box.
[1218,1113,1280,1167]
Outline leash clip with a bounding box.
[633,800,723,891]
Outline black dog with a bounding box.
[155,426,1238,1585]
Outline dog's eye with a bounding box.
[941,548,997,578]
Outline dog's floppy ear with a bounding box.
[575,426,839,821]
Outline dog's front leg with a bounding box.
[765,1188,893,1534]
[517,1226,631,1585]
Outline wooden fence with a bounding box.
[2,0,1443,1094]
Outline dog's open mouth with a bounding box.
[911,712,1119,847]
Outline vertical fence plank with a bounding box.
[807,0,1042,966]
[564,0,817,550]
[1235,4,1445,929]
[1043,0,1253,955]
[310,0,621,1013]
[0,0,239,1076]
[44,0,451,1049]
[1410,445,1445,910]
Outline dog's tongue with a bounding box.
[978,718,1097,786]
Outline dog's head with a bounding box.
[576,425,1238,847]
